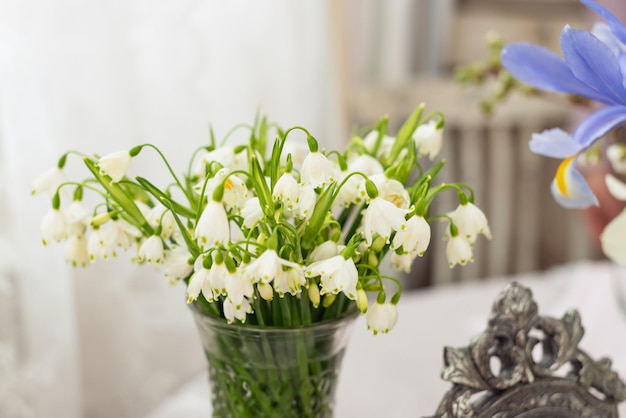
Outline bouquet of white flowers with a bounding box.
[34,105,489,417]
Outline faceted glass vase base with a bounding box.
[190,305,358,418]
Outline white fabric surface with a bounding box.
[147,261,626,418]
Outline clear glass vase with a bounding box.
[189,304,358,418]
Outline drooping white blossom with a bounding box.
[241,197,264,229]
[452,202,492,243]
[138,235,165,264]
[97,151,132,183]
[273,267,306,296]
[295,184,317,220]
[607,143,626,175]
[65,235,90,267]
[413,120,443,160]
[366,302,398,335]
[446,235,473,267]
[111,219,141,250]
[304,255,358,300]
[244,250,298,284]
[186,256,211,303]
[225,273,255,306]
[87,227,117,261]
[369,174,411,209]
[390,252,415,273]
[300,151,336,188]
[273,172,300,210]
[32,167,67,197]
[195,200,230,248]
[41,208,68,245]
[309,240,343,262]
[362,197,409,245]
[363,130,395,158]
[64,201,90,226]
[223,297,253,323]
[162,246,193,282]
[391,215,431,256]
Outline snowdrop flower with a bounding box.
[336,155,384,207]
[244,249,298,284]
[162,246,193,282]
[281,140,309,169]
[273,267,306,296]
[41,208,67,245]
[391,215,431,256]
[97,151,132,183]
[64,201,90,226]
[300,151,336,188]
[304,255,358,300]
[309,240,342,262]
[363,130,395,158]
[366,302,398,335]
[195,200,230,248]
[147,206,176,238]
[241,197,264,229]
[369,174,411,209]
[225,273,255,305]
[223,297,253,323]
[32,167,66,197]
[138,235,165,264]
[601,174,626,264]
[452,202,492,243]
[362,197,409,245]
[186,256,211,303]
[87,227,117,260]
[295,184,317,220]
[198,146,236,173]
[273,172,300,210]
[111,219,141,250]
[413,120,443,160]
[197,169,248,210]
[65,235,90,267]
[446,234,473,267]
[390,252,415,273]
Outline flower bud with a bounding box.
[322,294,336,308]
[356,288,368,313]
[308,283,320,308]
[258,282,274,301]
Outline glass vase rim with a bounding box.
[189,301,360,333]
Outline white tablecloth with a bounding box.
[147,261,626,417]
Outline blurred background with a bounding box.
[0,0,609,417]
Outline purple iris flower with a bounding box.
[500,0,626,208]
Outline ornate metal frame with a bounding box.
[427,282,626,418]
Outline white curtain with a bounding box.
[0,1,342,417]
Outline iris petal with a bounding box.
[501,43,612,103]
[529,128,584,158]
[550,158,599,208]
[572,105,626,148]
[560,26,626,104]
[581,0,626,47]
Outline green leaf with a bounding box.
[159,196,200,258]
[386,104,424,165]
[135,176,197,219]
[83,157,153,235]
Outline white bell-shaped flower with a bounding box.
[273,267,306,296]
[336,155,384,207]
[366,302,398,335]
[446,234,473,267]
[607,143,626,175]
[304,255,358,300]
[300,151,336,188]
[390,252,415,273]
[363,130,395,158]
[65,235,90,267]
[273,172,300,210]
[110,219,141,250]
[244,249,297,284]
[452,202,491,243]
[241,197,264,229]
[225,273,255,306]
[97,151,132,183]
[197,168,248,210]
[369,174,411,209]
[195,200,230,248]
[41,208,68,245]
[309,240,342,262]
[223,297,253,323]
[138,235,164,264]
[391,215,431,256]
[64,201,90,226]
[162,246,193,282]
[362,197,409,245]
[32,167,67,197]
[413,120,443,160]
[87,227,117,261]
[186,256,211,303]
[295,184,317,220]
